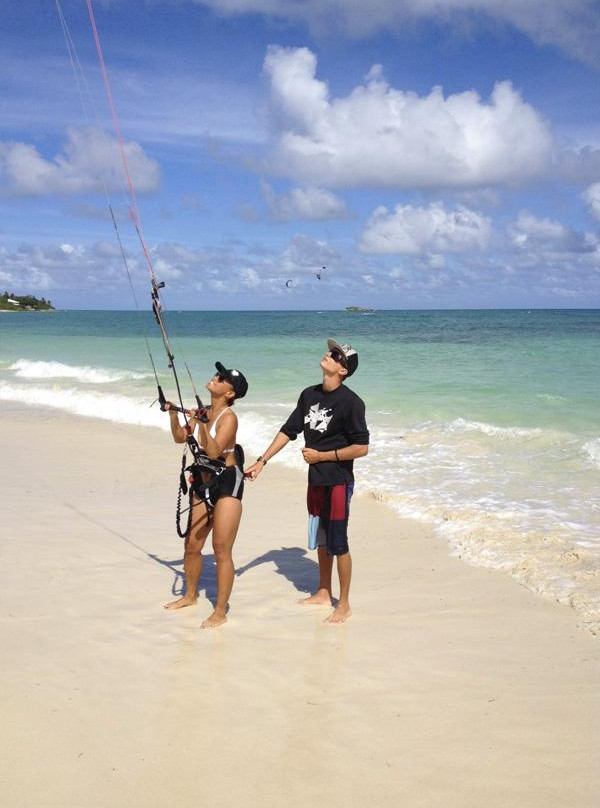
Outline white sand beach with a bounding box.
[1,404,599,808]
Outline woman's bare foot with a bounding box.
[325,604,352,624]
[201,610,227,629]
[298,588,333,606]
[164,595,197,610]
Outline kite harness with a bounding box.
[176,443,246,538]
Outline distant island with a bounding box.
[0,292,54,311]
[345,306,375,313]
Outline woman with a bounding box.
[164,361,248,628]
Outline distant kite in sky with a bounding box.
[285,267,326,288]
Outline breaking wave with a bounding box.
[366,488,600,634]
[0,382,166,429]
[448,417,544,439]
[582,438,600,469]
[8,359,151,384]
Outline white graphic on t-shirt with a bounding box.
[305,403,333,433]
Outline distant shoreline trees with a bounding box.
[0,292,54,311]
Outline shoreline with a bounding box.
[0,307,56,312]
[1,408,599,807]
[3,396,597,633]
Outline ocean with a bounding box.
[1,308,599,630]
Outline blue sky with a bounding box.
[1,0,600,309]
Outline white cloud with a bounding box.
[423,254,447,270]
[263,47,553,190]
[239,267,261,287]
[0,265,54,292]
[94,241,124,259]
[0,235,339,302]
[509,210,596,253]
[556,146,600,183]
[454,188,502,208]
[389,267,405,279]
[2,223,597,307]
[510,211,569,248]
[359,202,492,254]
[0,242,126,292]
[583,183,600,221]
[152,258,183,280]
[0,127,160,197]
[412,253,448,270]
[261,181,347,221]
[280,234,339,276]
[195,0,600,64]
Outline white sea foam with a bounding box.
[537,393,568,403]
[236,408,307,472]
[8,359,150,384]
[353,415,600,631]
[448,417,543,439]
[582,438,600,469]
[0,382,167,429]
[249,401,299,411]
[0,383,301,465]
[367,486,600,632]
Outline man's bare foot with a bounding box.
[325,605,352,624]
[299,589,333,606]
[201,610,227,629]
[164,595,197,611]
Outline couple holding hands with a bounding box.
[163,339,369,628]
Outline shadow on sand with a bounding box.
[236,547,319,595]
[61,500,218,605]
[62,502,317,603]
[148,552,219,606]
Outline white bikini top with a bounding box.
[208,407,235,454]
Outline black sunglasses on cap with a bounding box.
[329,349,348,368]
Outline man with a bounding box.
[245,339,369,624]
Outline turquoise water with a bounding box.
[2,309,599,629]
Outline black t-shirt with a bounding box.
[280,383,370,485]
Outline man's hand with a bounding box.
[244,461,264,480]
[302,448,322,464]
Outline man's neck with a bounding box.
[322,375,343,393]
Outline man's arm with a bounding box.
[245,390,306,480]
[301,444,369,464]
[245,431,291,479]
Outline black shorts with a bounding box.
[192,465,244,508]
